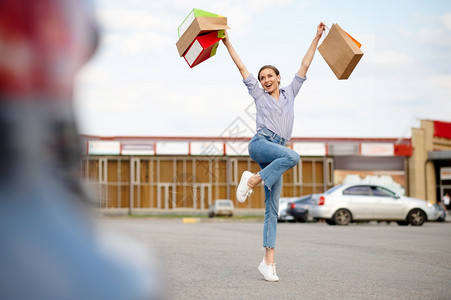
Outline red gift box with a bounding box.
[183,31,224,68]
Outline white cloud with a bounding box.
[96,8,177,33]
[94,8,177,55]
[371,51,417,65]
[418,28,451,47]
[162,0,295,14]
[424,75,451,100]
[75,64,115,85]
[443,13,451,30]
[400,12,451,47]
[215,6,252,36]
[366,51,421,75]
[160,0,213,11]
[74,75,253,136]
[428,74,451,88]
[246,0,294,12]
[101,33,122,48]
[398,27,412,39]
[149,0,297,36]
[120,32,172,55]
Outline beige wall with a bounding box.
[81,156,334,211]
[409,120,451,203]
[410,127,426,199]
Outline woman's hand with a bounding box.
[222,30,230,45]
[316,22,326,39]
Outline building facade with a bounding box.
[81,133,417,213]
[80,119,451,213]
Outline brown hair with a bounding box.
[258,65,280,84]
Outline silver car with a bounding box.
[309,184,440,226]
[208,199,234,217]
[278,197,296,222]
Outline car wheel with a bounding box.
[407,209,426,226]
[325,219,336,225]
[208,212,214,218]
[396,221,409,226]
[333,209,352,225]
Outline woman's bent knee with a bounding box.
[287,151,300,167]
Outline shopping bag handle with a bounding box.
[324,23,362,48]
[323,24,330,40]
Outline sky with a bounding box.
[74,0,451,139]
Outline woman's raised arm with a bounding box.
[297,22,325,78]
[222,32,250,80]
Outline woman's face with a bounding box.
[259,68,280,94]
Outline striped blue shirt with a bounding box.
[243,73,307,140]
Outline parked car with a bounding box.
[208,199,234,217]
[278,197,296,222]
[286,194,317,222]
[309,184,441,226]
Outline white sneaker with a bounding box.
[258,258,279,282]
[236,171,254,203]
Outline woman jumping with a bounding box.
[222,22,325,282]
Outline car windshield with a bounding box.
[218,201,232,207]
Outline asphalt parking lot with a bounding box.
[97,217,451,300]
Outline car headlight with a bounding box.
[427,201,434,207]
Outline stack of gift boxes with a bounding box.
[176,9,230,68]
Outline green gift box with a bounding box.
[177,8,223,38]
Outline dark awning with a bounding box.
[334,156,405,171]
[428,151,451,160]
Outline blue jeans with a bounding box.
[248,128,300,248]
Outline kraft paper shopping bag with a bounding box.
[318,23,363,80]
